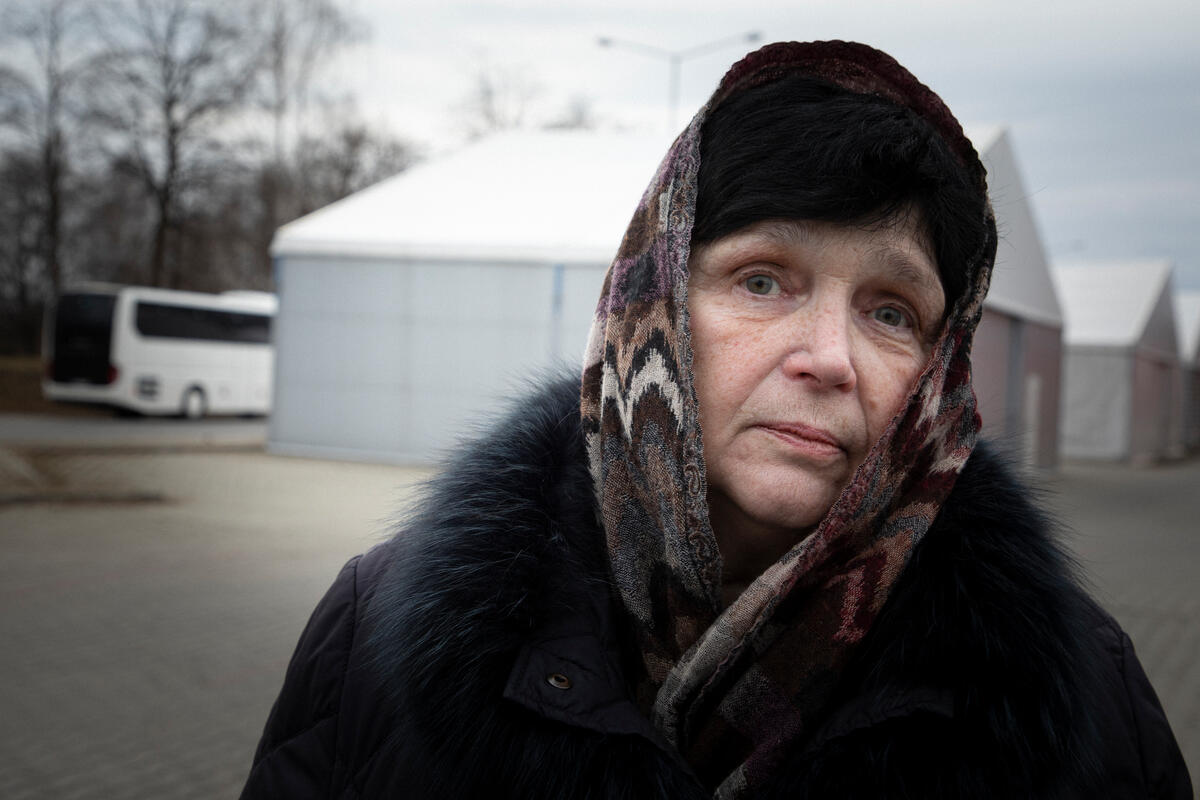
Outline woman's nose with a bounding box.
[779,304,857,390]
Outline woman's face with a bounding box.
[688,217,945,578]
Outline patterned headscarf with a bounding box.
[581,41,996,797]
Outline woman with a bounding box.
[242,41,1190,798]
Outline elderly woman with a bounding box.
[242,42,1190,798]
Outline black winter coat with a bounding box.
[241,377,1191,799]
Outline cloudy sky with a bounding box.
[329,0,1200,290]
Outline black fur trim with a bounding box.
[336,377,1159,798]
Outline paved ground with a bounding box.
[0,439,429,799]
[1044,458,1200,791]
[0,414,267,449]
[0,418,1196,797]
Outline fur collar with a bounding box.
[361,374,1106,796]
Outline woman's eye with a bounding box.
[743,274,779,295]
[873,306,912,328]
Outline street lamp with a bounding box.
[597,31,762,131]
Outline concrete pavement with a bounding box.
[1045,458,1200,790]
[0,439,429,799]
[0,418,1196,797]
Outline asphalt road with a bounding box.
[0,415,1196,798]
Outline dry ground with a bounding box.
[0,357,109,417]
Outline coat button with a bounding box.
[546,672,572,690]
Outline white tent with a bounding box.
[968,127,1064,469]
[1173,290,1200,452]
[1052,261,1180,462]
[268,130,671,462]
[268,126,1065,465]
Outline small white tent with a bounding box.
[969,128,1064,469]
[268,130,671,462]
[1053,261,1180,463]
[1173,290,1200,452]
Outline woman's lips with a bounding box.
[756,422,844,457]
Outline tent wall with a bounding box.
[1136,280,1182,460]
[972,310,1010,444]
[1185,367,1200,451]
[1175,293,1200,451]
[269,255,606,462]
[1167,365,1187,457]
[1059,348,1131,460]
[1128,352,1177,463]
[1024,320,1062,468]
[972,309,1061,468]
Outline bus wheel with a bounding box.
[181,388,207,420]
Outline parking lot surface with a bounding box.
[1,438,428,799]
[0,420,1196,797]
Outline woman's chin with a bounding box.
[737,457,844,517]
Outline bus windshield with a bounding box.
[52,293,116,384]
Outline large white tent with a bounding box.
[269,126,1063,465]
[1052,261,1180,462]
[968,127,1064,469]
[268,130,670,462]
[1173,290,1200,452]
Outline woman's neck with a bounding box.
[709,493,814,607]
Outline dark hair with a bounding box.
[692,75,985,307]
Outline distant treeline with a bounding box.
[0,0,418,354]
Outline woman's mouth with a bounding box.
[756,422,845,458]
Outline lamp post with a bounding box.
[597,31,761,131]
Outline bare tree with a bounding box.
[543,94,598,131]
[0,0,417,323]
[250,0,360,285]
[260,0,359,164]
[0,151,44,352]
[0,0,95,300]
[69,156,154,286]
[293,119,418,213]
[457,62,542,140]
[86,0,263,288]
[456,65,603,138]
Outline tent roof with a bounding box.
[272,129,673,264]
[1174,290,1200,364]
[273,125,1062,330]
[967,126,1062,328]
[1052,260,1176,349]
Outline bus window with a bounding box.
[228,311,272,344]
[135,302,272,344]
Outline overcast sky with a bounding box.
[329,0,1200,290]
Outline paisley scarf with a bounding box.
[581,41,996,797]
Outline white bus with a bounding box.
[42,283,277,417]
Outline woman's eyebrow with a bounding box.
[871,247,943,299]
[759,219,813,247]
[694,224,801,267]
